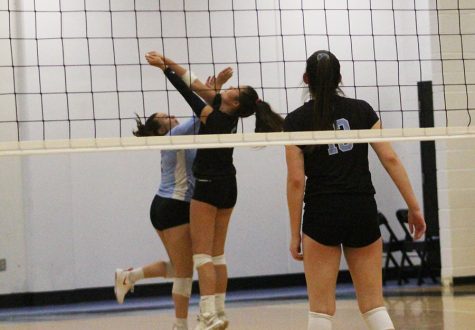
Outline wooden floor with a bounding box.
[1,285,474,329]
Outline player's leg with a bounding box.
[303,234,341,330]
[212,207,233,329]
[190,199,223,330]
[114,196,179,304]
[160,224,194,329]
[344,239,394,330]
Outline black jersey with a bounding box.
[192,94,239,179]
[284,95,379,201]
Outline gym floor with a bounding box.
[1,282,474,329]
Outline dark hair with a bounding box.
[305,50,341,131]
[236,86,284,132]
[133,113,163,137]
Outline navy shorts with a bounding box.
[302,194,381,248]
[150,195,190,231]
[192,176,237,209]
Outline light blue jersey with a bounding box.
[157,117,200,201]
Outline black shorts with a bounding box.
[150,195,190,231]
[302,194,381,248]
[192,176,237,209]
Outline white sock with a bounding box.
[308,311,333,330]
[128,267,144,283]
[174,317,188,329]
[363,307,394,330]
[199,295,216,315]
[215,293,226,314]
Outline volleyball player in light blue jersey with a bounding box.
[114,112,199,330]
[159,117,200,202]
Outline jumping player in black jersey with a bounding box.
[145,51,283,330]
[284,50,426,330]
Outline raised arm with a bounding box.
[156,54,187,77]
[188,66,233,104]
[370,120,426,240]
[158,54,232,105]
[145,51,213,124]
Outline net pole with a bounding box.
[418,79,441,276]
[418,81,440,238]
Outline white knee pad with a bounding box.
[308,311,333,330]
[193,254,213,269]
[172,277,193,298]
[212,254,226,266]
[164,261,175,278]
[363,307,395,330]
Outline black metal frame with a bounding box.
[396,209,440,285]
[378,212,413,285]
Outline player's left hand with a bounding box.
[216,67,233,87]
[290,235,303,261]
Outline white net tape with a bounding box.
[1,126,474,156]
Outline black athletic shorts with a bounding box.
[192,175,237,209]
[150,195,190,231]
[302,194,381,248]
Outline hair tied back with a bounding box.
[316,52,330,61]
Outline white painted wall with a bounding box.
[0,143,418,294]
[436,3,475,285]
[1,0,473,295]
[0,156,28,294]
[438,140,475,284]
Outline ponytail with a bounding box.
[133,113,162,137]
[237,86,284,132]
[305,50,341,132]
[255,101,284,132]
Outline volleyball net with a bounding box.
[0,0,474,155]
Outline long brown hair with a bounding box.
[305,50,342,131]
[133,113,162,137]
[236,86,284,132]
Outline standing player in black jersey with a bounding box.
[284,50,426,330]
[145,51,283,330]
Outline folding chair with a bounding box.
[395,209,439,285]
[378,212,411,285]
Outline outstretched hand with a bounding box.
[408,208,426,240]
[216,67,233,86]
[205,67,233,92]
[205,76,217,90]
[145,51,166,70]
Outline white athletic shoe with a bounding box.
[114,268,134,304]
[172,324,188,330]
[194,312,225,330]
[217,312,229,329]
